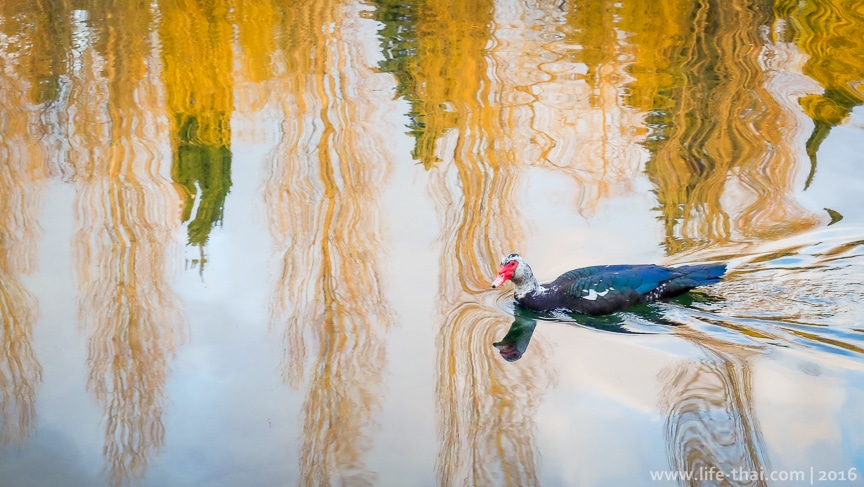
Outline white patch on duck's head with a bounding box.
[499,252,522,267]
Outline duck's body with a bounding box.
[492,253,726,315]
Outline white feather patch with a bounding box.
[584,288,611,301]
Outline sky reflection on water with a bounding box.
[1,0,864,485]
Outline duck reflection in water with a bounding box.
[494,304,681,361]
[493,312,538,362]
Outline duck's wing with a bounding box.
[552,265,677,293]
[549,265,684,314]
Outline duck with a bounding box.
[491,253,726,315]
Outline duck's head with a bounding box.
[491,253,532,288]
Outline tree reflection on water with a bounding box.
[0,0,862,484]
[262,1,395,485]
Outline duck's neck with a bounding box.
[512,267,543,300]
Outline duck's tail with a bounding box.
[674,263,727,286]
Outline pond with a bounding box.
[1,0,863,485]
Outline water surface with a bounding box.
[1,0,863,485]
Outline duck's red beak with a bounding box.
[491,265,512,288]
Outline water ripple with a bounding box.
[0,132,44,448]
[64,7,186,485]
[659,342,767,487]
[262,2,395,485]
[0,25,51,449]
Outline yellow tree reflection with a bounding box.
[530,0,650,214]
[0,0,71,108]
[67,3,184,486]
[262,1,394,485]
[659,335,768,487]
[0,28,51,445]
[774,0,864,183]
[634,0,820,255]
[376,0,649,218]
[373,0,557,484]
[160,0,234,259]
